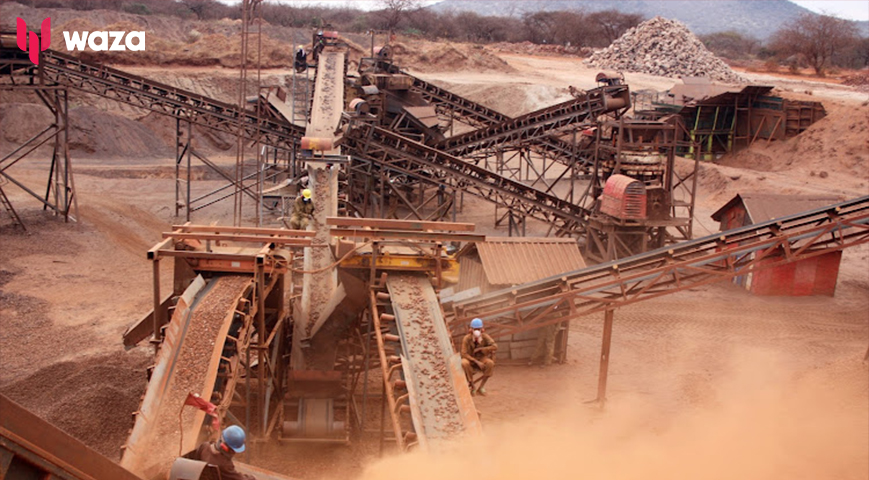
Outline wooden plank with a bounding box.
[171,225,315,237]
[147,237,175,260]
[326,217,475,232]
[330,228,485,243]
[162,232,314,245]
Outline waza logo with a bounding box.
[16,17,51,65]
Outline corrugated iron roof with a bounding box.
[711,193,842,224]
[666,78,774,107]
[473,237,586,287]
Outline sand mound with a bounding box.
[0,352,150,460]
[68,106,171,157]
[719,101,869,181]
[0,103,54,147]
[1,101,237,159]
[397,42,514,74]
[586,17,746,84]
[138,111,234,153]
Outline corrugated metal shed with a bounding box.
[473,237,586,287]
[712,193,841,226]
[711,193,844,297]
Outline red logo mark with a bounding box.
[16,17,51,65]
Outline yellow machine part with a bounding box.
[301,136,334,151]
[339,253,460,284]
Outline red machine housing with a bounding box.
[600,174,647,220]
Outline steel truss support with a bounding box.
[343,121,589,236]
[0,85,77,226]
[346,155,457,222]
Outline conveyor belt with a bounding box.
[0,44,305,150]
[387,274,481,449]
[306,48,345,146]
[121,275,252,480]
[437,85,629,158]
[403,66,603,167]
[451,196,869,337]
[344,122,591,235]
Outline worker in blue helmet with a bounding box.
[460,318,498,396]
[191,425,256,480]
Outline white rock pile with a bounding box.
[585,17,746,84]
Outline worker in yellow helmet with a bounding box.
[289,188,315,230]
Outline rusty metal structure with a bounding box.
[450,195,869,404]
[4,18,856,480]
[2,26,697,263]
[121,225,309,479]
[1,20,303,227]
[636,77,826,160]
[0,32,77,227]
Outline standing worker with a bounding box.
[460,318,497,396]
[190,425,256,480]
[289,188,315,230]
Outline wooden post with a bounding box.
[596,309,614,408]
[152,257,162,346]
[257,258,266,437]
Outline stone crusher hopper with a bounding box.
[326,218,486,451]
[121,225,315,480]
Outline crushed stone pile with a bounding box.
[586,17,746,84]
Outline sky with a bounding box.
[250,0,869,21]
[791,0,869,21]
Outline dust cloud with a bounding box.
[356,348,868,480]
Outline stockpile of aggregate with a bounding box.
[586,17,746,84]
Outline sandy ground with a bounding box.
[1,49,867,480]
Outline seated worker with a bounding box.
[191,425,255,480]
[289,188,314,230]
[460,318,497,396]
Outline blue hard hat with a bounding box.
[222,425,246,453]
[470,318,483,329]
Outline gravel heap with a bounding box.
[586,17,746,84]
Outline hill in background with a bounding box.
[429,0,869,41]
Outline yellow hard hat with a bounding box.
[302,188,312,199]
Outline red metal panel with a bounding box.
[750,251,842,297]
[793,259,817,296]
[812,251,842,296]
[751,254,795,296]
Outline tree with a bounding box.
[378,0,421,35]
[700,31,760,60]
[586,10,643,46]
[522,11,558,44]
[770,13,859,75]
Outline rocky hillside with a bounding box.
[429,0,869,41]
